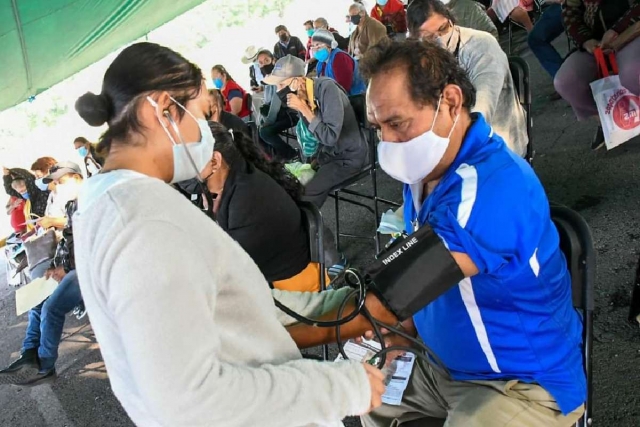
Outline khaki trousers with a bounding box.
[361,358,584,427]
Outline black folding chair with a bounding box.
[508,56,534,164]
[298,202,329,361]
[244,92,260,147]
[550,204,595,427]
[329,94,400,254]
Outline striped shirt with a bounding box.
[404,114,586,415]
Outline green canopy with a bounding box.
[0,0,207,112]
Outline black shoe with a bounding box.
[591,126,605,151]
[15,368,57,387]
[0,349,40,385]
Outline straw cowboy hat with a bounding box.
[241,46,265,64]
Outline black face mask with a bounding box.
[277,85,296,104]
[279,33,289,43]
[350,14,362,25]
[260,63,275,76]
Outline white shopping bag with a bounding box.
[590,48,640,150]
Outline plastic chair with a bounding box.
[550,204,595,427]
[298,201,329,361]
[329,94,400,254]
[508,56,534,164]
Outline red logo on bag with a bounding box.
[612,95,640,130]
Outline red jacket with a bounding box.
[8,196,26,233]
[371,0,408,34]
[222,80,251,119]
[563,0,640,49]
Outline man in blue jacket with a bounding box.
[356,39,586,426]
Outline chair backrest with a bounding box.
[549,204,594,427]
[348,93,377,166]
[508,56,534,164]
[244,92,255,120]
[297,202,325,265]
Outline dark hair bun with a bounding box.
[75,92,110,127]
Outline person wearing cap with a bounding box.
[263,55,368,208]
[371,0,408,40]
[0,162,84,387]
[273,25,306,60]
[241,45,265,93]
[314,17,350,50]
[312,29,366,96]
[348,2,389,59]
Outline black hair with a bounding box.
[208,122,303,201]
[359,38,476,110]
[257,49,274,61]
[303,20,314,27]
[275,25,288,33]
[75,42,203,153]
[73,136,90,145]
[211,65,235,82]
[407,0,456,37]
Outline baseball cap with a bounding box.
[262,55,306,85]
[43,161,83,183]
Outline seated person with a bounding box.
[555,0,640,150]
[408,0,528,157]
[487,0,534,32]
[0,163,84,387]
[312,30,366,96]
[3,167,50,229]
[210,65,252,120]
[206,89,249,136]
[264,55,368,208]
[257,49,301,161]
[199,121,325,292]
[314,17,350,50]
[527,0,565,82]
[6,196,26,234]
[241,45,265,93]
[348,2,389,60]
[441,0,499,38]
[370,0,408,40]
[289,39,586,426]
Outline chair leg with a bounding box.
[371,169,381,254]
[508,20,513,55]
[334,190,341,253]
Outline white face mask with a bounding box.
[377,97,459,185]
[55,180,81,203]
[147,96,216,184]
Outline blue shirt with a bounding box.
[404,114,586,415]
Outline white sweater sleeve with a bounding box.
[105,220,371,427]
[273,287,355,326]
[466,38,509,124]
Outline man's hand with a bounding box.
[357,318,417,367]
[3,167,10,176]
[36,216,66,230]
[286,93,307,113]
[582,39,600,54]
[361,364,386,414]
[600,30,618,52]
[46,266,66,282]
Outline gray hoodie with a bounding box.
[306,77,368,169]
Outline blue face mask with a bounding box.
[77,146,88,157]
[377,0,389,5]
[35,178,48,191]
[306,29,315,37]
[21,192,30,200]
[313,48,330,62]
[212,78,224,89]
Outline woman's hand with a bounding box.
[600,30,619,52]
[582,39,600,54]
[361,363,386,414]
[357,318,417,367]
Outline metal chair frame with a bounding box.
[508,56,534,164]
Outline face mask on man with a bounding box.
[350,14,362,25]
[279,32,289,43]
[35,178,48,192]
[77,146,89,158]
[276,83,297,104]
[313,47,330,62]
[55,180,81,202]
[146,96,216,184]
[260,63,275,76]
[377,96,459,185]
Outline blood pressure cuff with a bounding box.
[365,224,464,321]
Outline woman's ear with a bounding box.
[211,151,223,170]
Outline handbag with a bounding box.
[23,229,58,270]
[296,119,320,159]
[590,48,640,150]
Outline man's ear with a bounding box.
[441,84,464,120]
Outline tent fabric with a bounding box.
[0,0,206,112]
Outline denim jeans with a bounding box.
[527,4,565,78]
[258,111,299,160]
[22,270,82,371]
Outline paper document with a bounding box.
[335,339,416,405]
[15,277,58,316]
